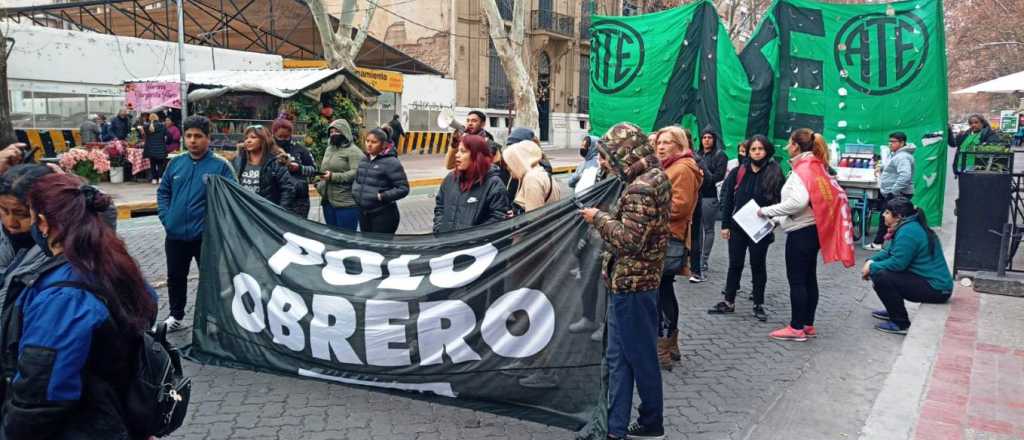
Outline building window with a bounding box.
[488,43,511,110]
[579,55,590,113]
[498,0,513,21]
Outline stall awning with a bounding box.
[127,68,380,103]
[954,70,1024,94]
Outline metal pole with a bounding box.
[997,223,1010,278]
[177,0,188,124]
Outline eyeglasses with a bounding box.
[245,124,265,131]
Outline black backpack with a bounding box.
[46,281,192,438]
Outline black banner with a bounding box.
[188,177,622,436]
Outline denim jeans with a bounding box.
[607,290,663,436]
[323,201,360,231]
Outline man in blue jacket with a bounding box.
[157,116,236,331]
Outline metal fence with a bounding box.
[531,10,575,37]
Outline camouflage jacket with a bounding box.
[594,153,673,293]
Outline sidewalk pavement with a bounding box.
[859,149,1024,440]
[97,147,584,218]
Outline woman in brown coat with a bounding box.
[654,126,703,370]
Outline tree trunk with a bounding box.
[481,0,540,134]
[304,0,374,71]
[0,27,14,145]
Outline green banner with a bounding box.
[590,0,949,225]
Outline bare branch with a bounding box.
[349,0,377,59]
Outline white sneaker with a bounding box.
[163,316,189,333]
[863,243,884,251]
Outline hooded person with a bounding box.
[690,126,729,282]
[432,134,511,233]
[503,140,562,213]
[318,119,365,230]
[579,122,671,439]
[569,135,602,193]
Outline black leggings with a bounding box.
[657,275,678,337]
[871,270,950,329]
[149,157,167,180]
[724,230,771,304]
[689,200,703,275]
[359,203,400,233]
[785,226,820,330]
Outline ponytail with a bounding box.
[915,208,939,256]
[811,133,829,164]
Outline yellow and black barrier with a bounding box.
[397,131,452,155]
[14,129,79,160]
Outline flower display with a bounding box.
[59,147,112,183]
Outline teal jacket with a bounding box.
[157,149,237,240]
[869,215,953,293]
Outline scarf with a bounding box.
[791,153,855,267]
[961,131,981,152]
[660,150,694,169]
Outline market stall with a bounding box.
[832,143,881,245]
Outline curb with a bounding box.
[115,165,578,219]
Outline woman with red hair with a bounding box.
[432,134,511,233]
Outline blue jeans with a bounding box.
[323,201,360,231]
[607,290,663,436]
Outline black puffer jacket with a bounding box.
[694,131,728,199]
[277,140,317,217]
[353,146,410,212]
[433,165,511,234]
[141,121,168,159]
[231,150,298,212]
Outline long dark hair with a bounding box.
[748,135,784,204]
[886,196,938,255]
[455,135,493,192]
[28,174,156,332]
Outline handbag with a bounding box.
[662,237,687,276]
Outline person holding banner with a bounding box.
[653,125,702,371]
[579,123,671,439]
[710,135,784,322]
[230,126,297,210]
[568,135,601,193]
[503,140,562,214]
[759,129,855,342]
[433,135,510,233]
[158,116,237,332]
[353,128,409,233]
[318,119,364,231]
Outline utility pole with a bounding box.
[177,0,188,122]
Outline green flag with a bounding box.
[589,0,752,156]
[740,0,949,225]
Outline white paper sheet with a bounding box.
[733,200,775,243]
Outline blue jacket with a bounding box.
[158,149,236,240]
[870,215,953,292]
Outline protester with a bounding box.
[165,117,181,154]
[388,114,405,146]
[569,135,602,193]
[353,128,409,233]
[710,135,784,322]
[493,127,552,200]
[691,127,728,282]
[952,114,1004,176]
[318,119,364,230]
[760,129,852,341]
[143,112,169,184]
[864,197,952,335]
[654,125,702,371]
[0,165,57,274]
[433,134,510,233]
[445,110,494,170]
[232,125,296,210]
[80,114,101,144]
[0,173,157,439]
[110,108,131,141]
[866,132,915,251]
[157,116,236,331]
[272,118,318,218]
[726,139,749,174]
[503,140,562,214]
[579,123,670,439]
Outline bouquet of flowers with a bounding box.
[104,140,128,167]
[59,148,112,183]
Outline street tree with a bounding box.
[303,0,377,71]
[481,0,540,133]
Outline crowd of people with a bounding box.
[0,103,963,439]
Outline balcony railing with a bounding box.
[531,10,575,38]
[577,96,590,113]
[498,0,513,21]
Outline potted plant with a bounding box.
[58,147,111,184]
[104,141,127,183]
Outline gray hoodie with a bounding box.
[880,144,915,196]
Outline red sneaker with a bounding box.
[803,325,817,338]
[769,325,807,342]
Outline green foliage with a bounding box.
[283,92,362,163]
[72,161,101,184]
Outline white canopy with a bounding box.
[127,68,379,103]
[954,70,1024,94]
